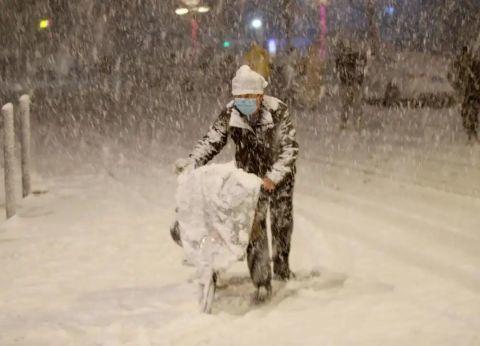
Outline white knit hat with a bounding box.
[232,65,268,96]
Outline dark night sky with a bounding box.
[1,0,479,57]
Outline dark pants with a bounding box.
[340,83,363,129]
[247,176,295,288]
[461,99,479,140]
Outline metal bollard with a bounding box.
[19,95,31,197]
[2,103,16,219]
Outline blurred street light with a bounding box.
[385,5,395,16]
[175,6,210,15]
[197,6,210,13]
[174,1,211,54]
[268,39,277,55]
[251,18,262,29]
[175,8,189,15]
[39,19,51,30]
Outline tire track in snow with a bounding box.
[299,156,480,232]
[303,155,480,199]
[296,193,480,293]
[299,182,480,255]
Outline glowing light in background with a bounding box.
[197,6,210,13]
[268,39,277,55]
[319,5,327,58]
[251,18,262,29]
[39,19,50,29]
[175,8,189,15]
[191,18,199,44]
[385,6,395,16]
[223,40,231,48]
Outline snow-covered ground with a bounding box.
[1,102,480,345]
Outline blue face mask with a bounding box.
[234,98,258,117]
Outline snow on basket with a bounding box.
[176,162,261,278]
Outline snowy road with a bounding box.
[1,105,480,345]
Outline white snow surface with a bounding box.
[176,162,261,280]
[0,105,480,345]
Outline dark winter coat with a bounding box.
[335,51,366,86]
[190,96,299,185]
[452,49,473,94]
[465,57,480,104]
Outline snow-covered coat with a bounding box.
[189,96,299,186]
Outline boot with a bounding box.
[273,254,293,281]
[247,240,272,291]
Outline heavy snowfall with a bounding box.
[1,1,480,345]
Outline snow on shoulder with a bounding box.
[263,95,285,111]
[175,162,261,279]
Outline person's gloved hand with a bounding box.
[174,158,195,175]
[262,177,276,192]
